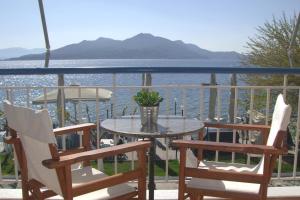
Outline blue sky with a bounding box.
[0,0,299,53]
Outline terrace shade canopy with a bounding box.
[32,87,112,105]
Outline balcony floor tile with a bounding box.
[0,187,300,199]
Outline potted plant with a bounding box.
[133,90,163,125]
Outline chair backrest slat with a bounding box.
[267,94,291,147]
[4,101,63,196]
[257,94,291,175]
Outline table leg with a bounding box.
[148,137,156,200]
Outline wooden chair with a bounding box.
[3,100,150,200]
[173,94,291,200]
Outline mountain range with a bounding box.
[0,48,44,59]
[3,33,243,60]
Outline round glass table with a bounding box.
[101,117,204,200]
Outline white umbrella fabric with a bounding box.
[32,87,112,105]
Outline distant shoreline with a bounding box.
[1,57,242,62]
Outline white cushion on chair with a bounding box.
[187,161,261,194]
[72,166,136,200]
[187,177,260,194]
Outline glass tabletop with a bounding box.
[101,117,204,138]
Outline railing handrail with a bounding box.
[1,66,300,75]
[1,85,300,89]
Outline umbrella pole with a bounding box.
[38,0,50,68]
[38,0,50,50]
[38,0,65,127]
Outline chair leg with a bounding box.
[260,193,267,200]
[21,182,30,200]
[189,192,203,200]
[137,149,147,200]
[28,185,43,200]
[259,181,268,200]
[178,148,187,200]
[63,165,73,200]
[189,193,195,200]
[178,186,185,200]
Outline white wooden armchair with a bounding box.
[173,94,291,200]
[4,100,150,200]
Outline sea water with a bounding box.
[0,59,245,123]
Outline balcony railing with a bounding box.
[0,66,300,187]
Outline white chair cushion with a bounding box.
[186,161,261,194]
[187,177,260,194]
[72,166,136,200]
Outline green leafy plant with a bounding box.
[133,90,163,107]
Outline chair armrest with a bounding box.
[4,136,18,144]
[53,123,96,136]
[4,129,18,144]
[42,140,151,169]
[172,140,285,155]
[204,122,270,133]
